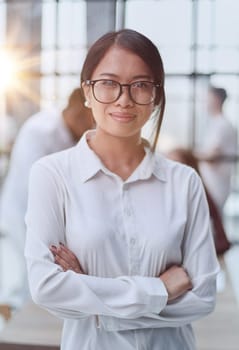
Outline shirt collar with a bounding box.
[73,130,167,183]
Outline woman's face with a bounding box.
[83,46,155,140]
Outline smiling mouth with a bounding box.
[110,113,136,123]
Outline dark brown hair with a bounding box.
[67,88,85,108]
[81,29,165,151]
[209,86,227,106]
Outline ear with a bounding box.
[82,82,92,107]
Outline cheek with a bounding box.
[140,105,154,121]
[91,101,107,123]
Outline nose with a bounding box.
[115,85,133,107]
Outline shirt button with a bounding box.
[130,238,136,245]
[123,184,129,191]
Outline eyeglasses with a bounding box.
[85,79,161,105]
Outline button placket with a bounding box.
[121,185,140,276]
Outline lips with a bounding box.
[110,112,136,123]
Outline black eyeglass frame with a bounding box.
[85,79,161,105]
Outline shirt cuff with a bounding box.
[132,276,168,314]
[98,276,168,331]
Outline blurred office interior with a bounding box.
[0,1,239,349]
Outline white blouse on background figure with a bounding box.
[25,130,219,350]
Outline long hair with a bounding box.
[81,29,165,151]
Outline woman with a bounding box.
[25,29,219,350]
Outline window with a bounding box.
[0,0,238,153]
[125,0,239,152]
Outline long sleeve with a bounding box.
[25,162,168,320]
[98,172,219,331]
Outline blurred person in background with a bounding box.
[167,147,231,257]
[0,88,95,312]
[196,86,237,212]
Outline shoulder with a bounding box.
[28,149,75,208]
[155,155,207,208]
[155,153,199,182]
[30,146,76,182]
[17,109,60,138]
[217,117,236,134]
[154,153,204,195]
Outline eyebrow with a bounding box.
[99,73,153,80]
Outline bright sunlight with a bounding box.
[0,50,19,93]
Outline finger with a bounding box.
[55,250,83,273]
[53,246,76,266]
[59,243,83,264]
[58,244,85,273]
[50,246,77,271]
[54,254,82,273]
[50,245,57,257]
[54,254,70,270]
[50,245,84,273]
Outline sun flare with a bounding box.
[0,50,19,93]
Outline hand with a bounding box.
[160,266,192,301]
[50,243,84,274]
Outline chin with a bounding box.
[104,126,141,139]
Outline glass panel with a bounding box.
[158,77,192,150]
[214,0,239,46]
[193,77,210,147]
[0,2,6,46]
[125,0,192,47]
[70,48,88,74]
[197,0,213,47]
[56,49,74,73]
[125,0,192,73]
[40,75,56,109]
[57,1,86,48]
[213,48,239,72]
[71,1,87,48]
[41,49,55,74]
[41,0,87,109]
[41,1,56,49]
[55,48,87,74]
[196,49,212,73]
[40,75,79,110]
[56,75,80,107]
[160,48,192,74]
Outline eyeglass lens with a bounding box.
[92,80,157,105]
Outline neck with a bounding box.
[211,108,223,117]
[88,128,146,180]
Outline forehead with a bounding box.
[91,46,153,80]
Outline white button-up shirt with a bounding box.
[25,131,219,350]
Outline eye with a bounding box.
[100,80,118,88]
[132,81,150,89]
